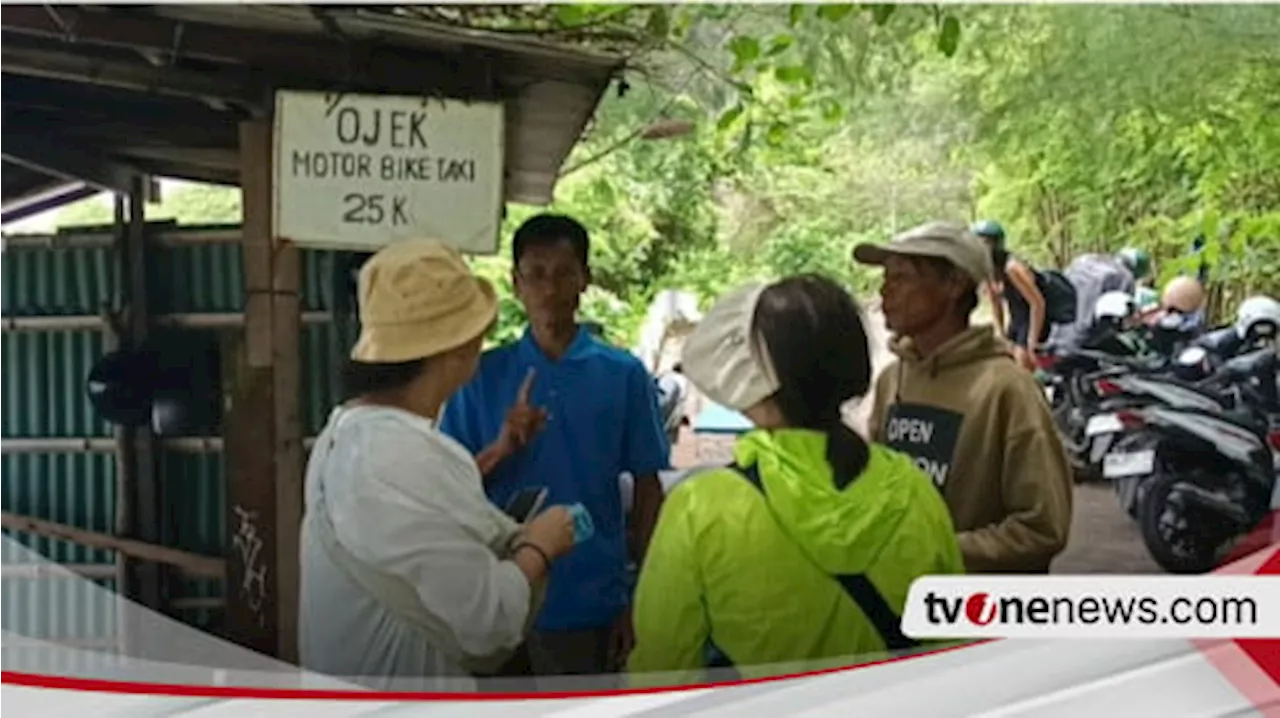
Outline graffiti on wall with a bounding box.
[231,504,268,626]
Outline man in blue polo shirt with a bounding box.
[440,213,670,678]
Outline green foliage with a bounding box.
[946,5,1280,319]
[42,5,1279,345]
[52,182,241,229]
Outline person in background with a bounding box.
[971,219,1048,371]
[298,240,577,688]
[440,214,671,679]
[1143,275,1208,334]
[1051,246,1150,350]
[1138,235,1212,331]
[853,221,1073,574]
[626,275,964,687]
[655,362,690,447]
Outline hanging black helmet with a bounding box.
[86,348,158,428]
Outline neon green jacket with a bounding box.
[627,429,964,686]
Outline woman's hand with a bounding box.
[523,506,576,560]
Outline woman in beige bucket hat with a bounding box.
[297,239,577,688]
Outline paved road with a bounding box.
[671,300,1161,574]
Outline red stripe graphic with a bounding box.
[1,641,987,701]
[1193,526,1280,712]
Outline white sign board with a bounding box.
[272,90,505,254]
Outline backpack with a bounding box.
[1035,268,1078,325]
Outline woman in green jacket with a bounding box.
[627,274,965,687]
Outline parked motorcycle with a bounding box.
[1040,294,1204,482]
[1100,347,1279,573]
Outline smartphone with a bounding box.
[503,487,549,523]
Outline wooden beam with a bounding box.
[2,225,241,249]
[2,562,119,580]
[0,436,318,454]
[1,312,334,332]
[0,512,225,579]
[1,76,243,140]
[223,120,303,660]
[0,43,267,113]
[119,147,241,174]
[118,177,167,615]
[1,133,142,195]
[0,6,488,99]
[109,194,131,656]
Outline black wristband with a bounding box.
[513,541,551,570]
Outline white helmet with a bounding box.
[1235,295,1280,342]
[1094,290,1134,322]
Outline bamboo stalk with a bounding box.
[110,193,131,655]
[2,436,317,454]
[0,511,225,579]
[1,562,119,580]
[2,311,332,332]
[2,438,117,453]
[1,315,104,331]
[170,596,226,611]
[1,226,242,250]
[153,312,326,329]
[2,636,122,650]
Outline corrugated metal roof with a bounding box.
[2,5,626,207]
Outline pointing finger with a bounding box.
[517,368,537,405]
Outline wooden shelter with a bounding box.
[1,4,624,662]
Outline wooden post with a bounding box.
[223,120,303,661]
[117,178,166,615]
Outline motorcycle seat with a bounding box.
[1221,409,1269,437]
[1221,347,1277,380]
[1127,373,1232,407]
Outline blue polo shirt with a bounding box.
[439,326,671,632]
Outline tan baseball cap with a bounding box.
[680,282,780,413]
[851,221,994,285]
[350,240,498,363]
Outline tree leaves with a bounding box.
[728,35,761,67]
[774,65,813,85]
[870,4,897,26]
[816,4,856,23]
[717,102,745,131]
[789,4,806,27]
[646,7,669,39]
[938,15,962,57]
[768,34,796,56]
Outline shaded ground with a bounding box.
[666,300,1161,575]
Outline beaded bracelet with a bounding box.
[512,541,551,570]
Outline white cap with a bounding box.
[680,282,780,412]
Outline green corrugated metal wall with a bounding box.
[2,224,343,640]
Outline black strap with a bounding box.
[728,462,920,652]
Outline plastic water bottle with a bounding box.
[568,503,594,544]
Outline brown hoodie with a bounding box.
[867,325,1073,573]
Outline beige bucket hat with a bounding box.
[680,282,781,412]
[350,240,498,363]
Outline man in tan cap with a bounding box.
[298,239,577,686]
[852,221,1073,574]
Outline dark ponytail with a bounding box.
[752,275,873,489]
